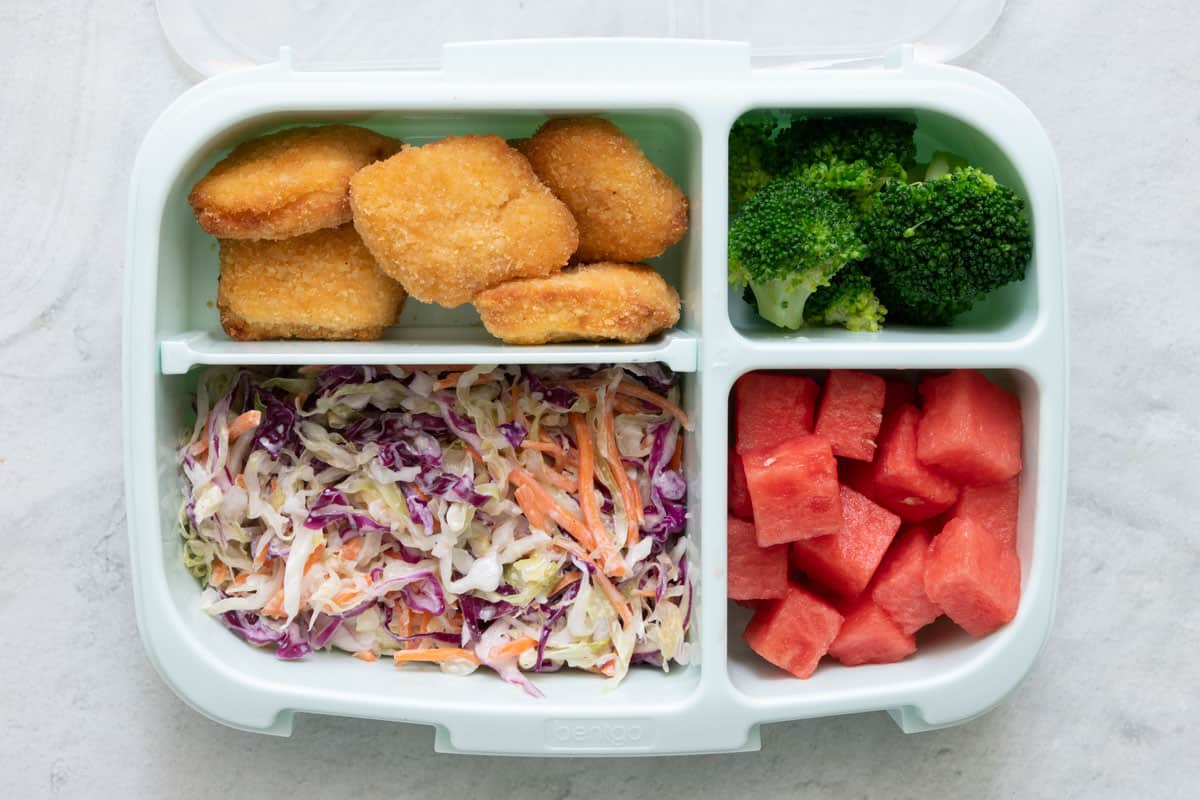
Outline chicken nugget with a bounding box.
[474,262,680,345]
[349,134,579,308]
[190,125,402,240]
[217,224,406,341]
[518,117,688,263]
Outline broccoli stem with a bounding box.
[749,278,817,330]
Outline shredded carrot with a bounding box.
[491,637,537,661]
[392,648,480,665]
[534,459,578,493]
[234,473,247,489]
[269,478,279,493]
[600,399,641,545]
[354,650,378,662]
[303,543,325,574]
[592,570,634,627]
[332,589,362,606]
[209,561,229,585]
[262,587,287,619]
[612,397,645,415]
[521,440,564,456]
[571,414,606,544]
[669,438,683,472]
[586,659,617,677]
[592,543,628,578]
[253,540,269,568]
[549,571,582,596]
[339,537,363,562]
[230,571,251,588]
[465,444,485,465]
[509,467,596,550]
[509,381,525,433]
[635,588,659,599]
[228,410,262,443]
[434,372,497,391]
[617,381,691,428]
[514,484,550,533]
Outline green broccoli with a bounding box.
[860,166,1032,325]
[803,265,887,332]
[728,114,786,206]
[729,114,916,207]
[776,117,916,199]
[729,177,867,330]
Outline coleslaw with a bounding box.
[177,364,693,695]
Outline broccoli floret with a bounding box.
[729,114,916,207]
[861,166,1032,325]
[803,266,887,332]
[729,177,867,330]
[729,114,788,206]
[776,117,916,198]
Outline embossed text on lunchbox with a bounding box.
[544,719,656,750]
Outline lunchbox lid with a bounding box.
[156,0,1006,77]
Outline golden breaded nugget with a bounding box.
[474,262,680,345]
[349,134,578,308]
[518,118,688,263]
[217,224,406,341]
[190,125,401,240]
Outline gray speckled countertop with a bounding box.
[3,1,1197,796]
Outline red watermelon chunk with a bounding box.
[870,525,941,634]
[727,517,788,601]
[917,370,1023,486]
[814,370,886,462]
[728,449,754,520]
[953,477,1020,549]
[924,517,1021,637]
[789,485,901,599]
[883,377,917,416]
[838,457,879,503]
[743,435,842,545]
[828,598,917,666]
[742,584,844,678]
[734,372,819,455]
[872,404,960,522]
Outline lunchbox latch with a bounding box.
[442,38,752,81]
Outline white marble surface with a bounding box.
[2,1,1198,797]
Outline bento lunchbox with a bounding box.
[123,0,1067,755]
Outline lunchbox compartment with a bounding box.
[154,108,701,374]
[722,367,1051,723]
[148,362,705,726]
[725,107,1039,344]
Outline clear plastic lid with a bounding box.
[157,0,1006,77]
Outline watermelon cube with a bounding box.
[789,485,901,599]
[838,457,879,503]
[883,377,917,416]
[743,435,842,545]
[828,598,917,666]
[953,477,1020,549]
[870,525,942,634]
[727,517,788,601]
[742,584,844,678]
[917,370,1023,486]
[814,370,886,462]
[924,516,1021,637]
[872,404,960,522]
[734,372,819,455]
[728,449,754,520]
